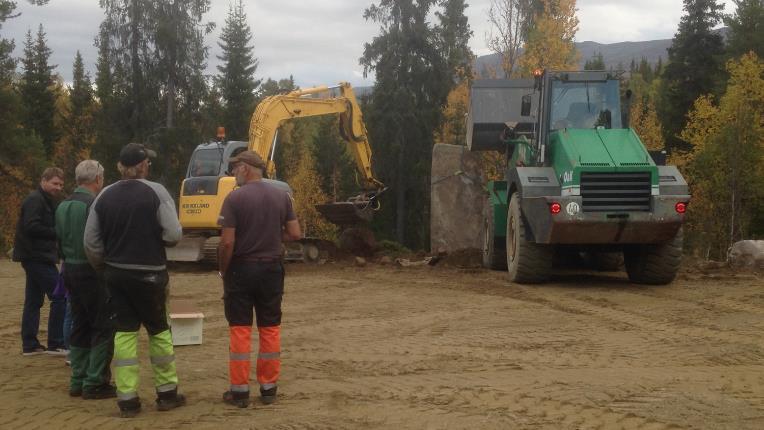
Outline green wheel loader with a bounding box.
[469,70,690,284]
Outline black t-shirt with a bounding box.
[218,181,297,260]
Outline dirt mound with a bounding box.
[338,227,377,257]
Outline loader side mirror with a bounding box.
[521,95,532,117]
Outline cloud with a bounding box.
[2,0,738,87]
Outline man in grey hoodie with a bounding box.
[84,143,185,418]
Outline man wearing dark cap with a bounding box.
[84,143,185,418]
[218,150,301,408]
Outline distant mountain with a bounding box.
[475,27,728,77]
[475,39,670,77]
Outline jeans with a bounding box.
[21,261,66,351]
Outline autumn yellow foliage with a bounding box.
[678,52,764,257]
[519,0,580,76]
[287,149,338,241]
[630,98,665,152]
[437,80,470,146]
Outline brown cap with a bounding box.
[229,150,266,170]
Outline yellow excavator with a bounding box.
[167,82,385,263]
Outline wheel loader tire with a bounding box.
[482,205,507,270]
[624,228,683,285]
[506,192,553,283]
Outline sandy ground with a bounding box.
[0,259,762,429]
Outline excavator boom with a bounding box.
[248,82,384,190]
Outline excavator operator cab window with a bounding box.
[549,80,622,131]
[188,148,223,178]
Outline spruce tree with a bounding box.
[92,27,129,182]
[99,0,158,140]
[19,24,57,157]
[659,0,725,152]
[638,57,654,82]
[724,0,764,58]
[0,0,16,82]
[53,51,95,185]
[361,0,453,247]
[216,0,260,140]
[153,0,213,129]
[584,52,605,70]
[312,116,356,201]
[70,51,93,120]
[437,0,474,81]
[256,76,296,100]
[94,27,113,107]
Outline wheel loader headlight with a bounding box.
[550,202,561,214]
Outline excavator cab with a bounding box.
[171,82,385,264]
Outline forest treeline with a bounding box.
[0,0,762,259]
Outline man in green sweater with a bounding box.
[55,160,115,399]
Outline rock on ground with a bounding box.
[728,240,764,270]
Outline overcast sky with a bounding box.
[3,0,737,87]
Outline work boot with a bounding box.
[156,390,186,411]
[260,386,277,405]
[118,397,142,418]
[223,390,250,408]
[83,384,117,400]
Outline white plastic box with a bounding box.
[169,300,204,346]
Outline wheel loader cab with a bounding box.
[547,77,622,131]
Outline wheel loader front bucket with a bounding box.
[165,235,207,262]
[315,201,374,226]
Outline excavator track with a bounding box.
[201,236,220,266]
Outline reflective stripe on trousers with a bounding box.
[256,326,280,388]
[114,331,139,400]
[229,326,252,392]
[149,330,178,392]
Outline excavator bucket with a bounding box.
[316,201,375,226]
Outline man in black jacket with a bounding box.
[13,167,67,356]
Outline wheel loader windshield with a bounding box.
[549,80,622,131]
[188,148,223,178]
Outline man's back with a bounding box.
[55,188,95,265]
[87,179,181,270]
[219,181,296,261]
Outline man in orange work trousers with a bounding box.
[217,150,301,408]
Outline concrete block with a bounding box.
[430,144,486,253]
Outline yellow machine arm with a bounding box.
[248,82,384,190]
